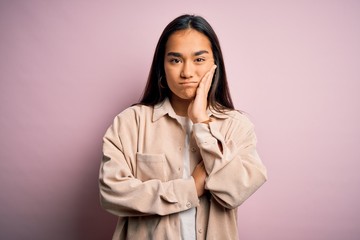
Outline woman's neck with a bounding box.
[169,95,191,117]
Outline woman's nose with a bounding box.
[180,62,194,79]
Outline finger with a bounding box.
[199,70,211,87]
[197,161,204,167]
[203,65,217,93]
[204,65,217,85]
[196,76,209,97]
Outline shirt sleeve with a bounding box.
[192,113,267,209]
[99,113,199,217]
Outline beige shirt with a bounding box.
[99,98,267,240]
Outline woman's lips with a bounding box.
[180,81,198,86]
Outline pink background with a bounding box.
[1,1,359,239]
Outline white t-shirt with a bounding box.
[177,116,196,240]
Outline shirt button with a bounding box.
[186,202,191,208]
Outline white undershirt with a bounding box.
[177,116,196,240]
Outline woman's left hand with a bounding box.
[188,65,217,123]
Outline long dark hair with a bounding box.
[139,14,234,111]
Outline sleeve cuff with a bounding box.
[162,178,199,209]
[193,122,218,146]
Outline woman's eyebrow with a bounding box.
[194,50,209,56]
[166,50,209,57]
[166,52,182,57]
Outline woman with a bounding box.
[99,14,267,240]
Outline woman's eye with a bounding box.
[170,58,181,63]
[195,58,205,62]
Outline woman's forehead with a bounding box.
[165,29,212,54]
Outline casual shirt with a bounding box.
[99,98,267,240]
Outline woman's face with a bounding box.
[164,29,214,101]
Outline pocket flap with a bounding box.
[136,153,167,182]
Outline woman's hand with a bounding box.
[188,65,217,123]
[192,161,207,197]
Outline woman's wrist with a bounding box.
[192,117,212,124]
[200,118,212,124]
[189,111,210,123]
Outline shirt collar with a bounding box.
[153,98,177,122]
[153,98,229,122]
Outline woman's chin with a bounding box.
[182,89,197,99]
[171,91,196,101]
[179,94,196,101]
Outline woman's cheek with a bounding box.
[199,64,212,79]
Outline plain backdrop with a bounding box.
[1,0,359,239]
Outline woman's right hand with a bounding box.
[192,161,207,197]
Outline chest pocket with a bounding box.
[135,153,167,182]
